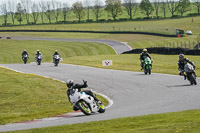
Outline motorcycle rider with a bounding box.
[53,50,59,63]
[140,48,152,70]
[22,49,29,59]
[35,50,42,61]
[178,54,196,80]
[66,79,101,111]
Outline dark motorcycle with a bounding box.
[22,54,28,64]
[53,55,60,66]
[184,63,197,85]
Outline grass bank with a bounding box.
[0,67,68,125]
[65,54,200,76]
[0,39,115,64]
[7,109,200,133]
[0,31,198,49]
[1,16,200,35]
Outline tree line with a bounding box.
[0,0,200,26]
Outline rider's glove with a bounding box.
[83,80,87,86]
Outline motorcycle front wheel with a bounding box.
[23,58,27,64]
[97,102,105,113]
[76,100,92,115]
[190,73,197,85]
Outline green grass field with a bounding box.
[1,16,200,36]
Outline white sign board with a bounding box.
[102,60,112,66]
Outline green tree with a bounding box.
[153,0,160,19]
[124,0,137,20]
[72,1,85,22]
[193,0,200,15]
[178,0,191,16]
[105,0,122,21]
[93,0,103,21]
[16,3,24,25]
[139,0,154,18]
[167,0,179,17]
[161,0,167,18]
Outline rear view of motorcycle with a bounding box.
[184,63,197,85]
[143,57,152,75]
[69,89,105,115]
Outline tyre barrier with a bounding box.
[122,47,200,55]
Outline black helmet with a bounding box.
[179,54,184,61]
[66,79,74,88]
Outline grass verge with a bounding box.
[64,54,200,76]
[6,109,200,133]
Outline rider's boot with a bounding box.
[184,74,187,80]
[194,72,197,79]
[73,105,79,111]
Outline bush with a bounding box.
[119,18,128,21]
[2,23,12,26]
[187,13,198,16]
[86,19,93,22]
[171,15,179,18]
[97,19,106,22]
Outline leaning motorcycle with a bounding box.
[69,89,105,115]
[143,57,152,75]
[36,54,42,65]
[22,54,28,64]
[184,63,197,85]
[53,55,60,66]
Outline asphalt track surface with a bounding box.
[0,63,200,132]
[9,37,132,54]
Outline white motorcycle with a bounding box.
[184,63,197,85]
[69,89,105,115]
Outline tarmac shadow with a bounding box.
[167,84,192,88]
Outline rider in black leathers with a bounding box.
[140,48,152,70]
[35,50,42,60]
[53,50,59,63]
[22,49,29,59]
[66,79,101,111]
[178,54,196,79]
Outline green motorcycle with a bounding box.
[143,57,152,75]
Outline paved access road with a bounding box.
[0,63,200,132]
[10,37,132,54]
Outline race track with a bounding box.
[0,63,200,132]
[9,37,132,54]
